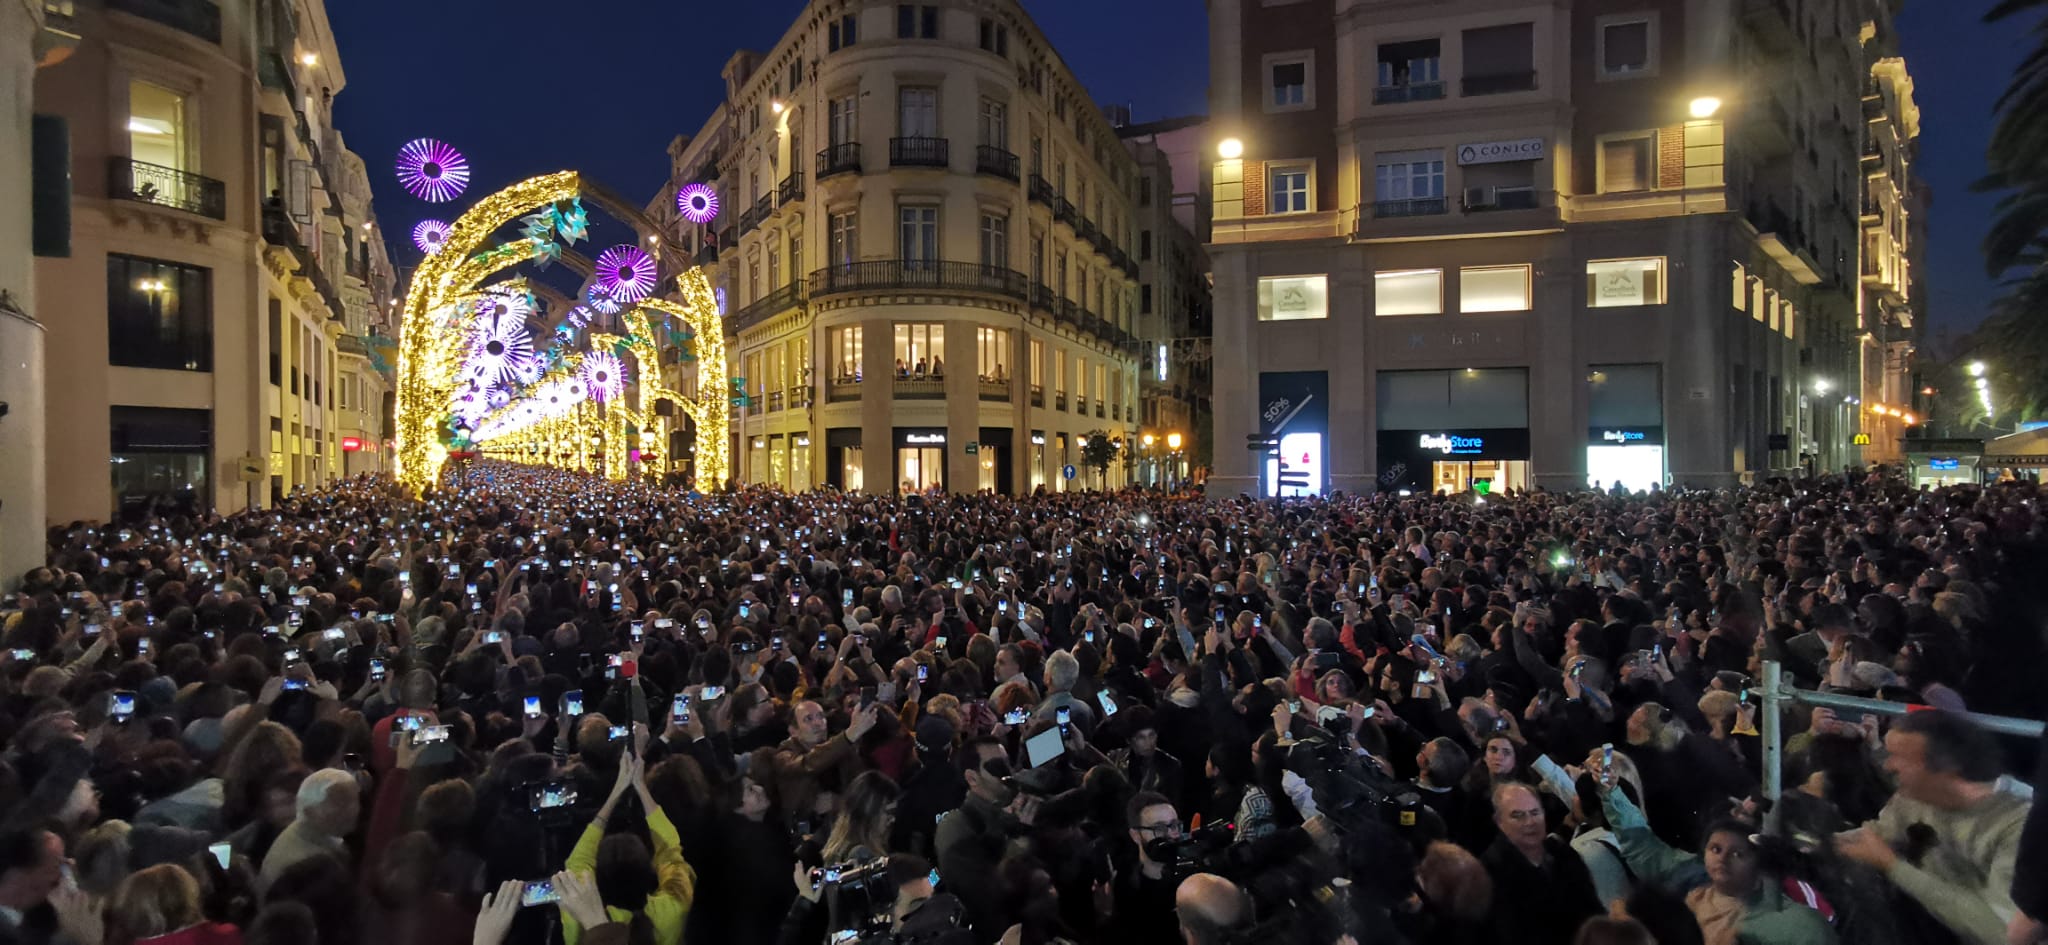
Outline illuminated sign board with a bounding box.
[1419,433,1486,455]
[1929,458,1960,470]
[341,437,363,452]
[904,433,946,445]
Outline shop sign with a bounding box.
[1929,458,1960,470]
[905,433,946,445]
[1457,138,1545,165]
[1419,433,1486,455]
[1588,427,1663,446]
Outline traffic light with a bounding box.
[728,377,750,407]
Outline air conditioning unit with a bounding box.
[1463,186,1497,210]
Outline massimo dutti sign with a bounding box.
[1457,138,1545,165]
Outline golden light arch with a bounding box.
[392,171,727,492]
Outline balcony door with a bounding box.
[898,205,938,271]
[899,87,938,138]
[129,80,189,172]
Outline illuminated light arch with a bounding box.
[394,170,727,492]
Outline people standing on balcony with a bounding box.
[931,357,945,379]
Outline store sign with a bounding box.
[1589,427,1663,446]
[1419,433,1486,455]
[1030,434,1046,445]
[1930,458,1960,470]
[341,437,363,452]
[1257,275,1328,322]
[1595,268,1645,305]
[1457,138,1545,165]
[905,433,946,445]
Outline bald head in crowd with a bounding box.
[1175,873,1246,945]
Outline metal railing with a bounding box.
[978,378,1010,401]
[1461,70,1537,96]
[1373,196,1448,218]
[890,136,950,168]
[1372,81,1446,104]
[777,172,805,206]
[729,279,805,333]
[1030,384,1045,407]
[976,145,1020,181]
[808,260,1027,300]
[112,157,226,220]
[258,51,297,99]
[827,380,861,402]
[1756,659,2045,833]
[817,143,861,179]
[1029,174,1057,207]
[893,377,946,399]
[108,0,220,43]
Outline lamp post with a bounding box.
[1166,431,1184,491]
[1141,433,1156,488]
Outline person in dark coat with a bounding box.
[1480,782,1601,945]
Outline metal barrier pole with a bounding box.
[1760,660,1784,834]
[1781,687,2046,740]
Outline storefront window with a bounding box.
[1459,265,1532,313]
[1375,269,1442,316]
[842,446,864,492]
[894,323,945,377]
[792,437,812,490]
[1586,257,1667,306]
[900,446,943,491]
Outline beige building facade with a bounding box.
[31,0,395,522]
[654,0,1144,495]
[1206,0,1882,496]
[4,0,55,587]
[1857,18,1923,467]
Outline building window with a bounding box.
[829,210,858,268]
[1030,231,1045,284]
[1459,265,1533,313]
[1257,275,1329,321]
[898,87,938,137]
[1731,263,1747,313]
[1055,249,1068,297]
[1375,40,1443,101]
[829,94,858,146]
[789,58,803,90]
[977,327,1010,380]
[828,13,858,51]
[830,325,863,381]
[979,213,1008,270]
[893,323,945,376]
[1267,164,1311,214]
[1140,230,1153,260]
[898,205,938,265]
[267,297,281,385]
[1374,150,1446,214]
[1598,16,1655,77]
[128,80,188,172]
[978,98,1008,149]
[979,18,1009,55]
[1266,53,1312,111]
[1586,257,1667,307]
[108,253,212,371]
[1375,269,1443,316]
[1141,284,1154,314]
[1460,22,1535,95]
[1598,133,1656,193]
[897,4,937,38]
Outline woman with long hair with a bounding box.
[108,864,241,945]
[821,771,900,862]
[564,751,696,945]
[359,831,473,945]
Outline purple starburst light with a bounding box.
[474,290,533,321]
[675,183,720,224]
[395,138,471,203]
[412,219,452,254]
[468,311,534,385]
[580,351,627,403]
[593,245,657,303]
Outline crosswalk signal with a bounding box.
[728,377,750,407]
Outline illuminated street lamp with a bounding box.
[1689,96,1722,118]
[1217,138,1244,159]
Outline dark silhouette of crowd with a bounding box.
[3,462,2046,945]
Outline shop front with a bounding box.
[1258,371,1329,497]
[826,428,863,491]
[1030,431,1046,493]
[977,427,1013,494]
[1586,426,1664,493]
[895,428,948,493]
[1376,428,1531,494]
[1375,368,1529,495]
[1902,437,1983,489]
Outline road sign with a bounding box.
[1276,466,1310,491]
[1246,433,1280,458]
[965,441,979,454]
[1062,464,1077,480]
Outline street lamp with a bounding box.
[1812,378,1831,394]
[1968,361,1987,377]
[1217,138,1244,159]
[1688,96,1722,119]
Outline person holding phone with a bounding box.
[563,735,696,945]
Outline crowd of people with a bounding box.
[3,462,2047,945]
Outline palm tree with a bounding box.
[1978,0,2048,419]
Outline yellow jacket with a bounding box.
[563,808,696,945]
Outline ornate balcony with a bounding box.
[808,260,1027,301]
[817,143,861,179]
[1029,175,1056,207]
[890,136,950,168]
[111,157,225,220]
[777,172,805,207]
[975,145,1019,181]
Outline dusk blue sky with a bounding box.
[331,0,2008,342]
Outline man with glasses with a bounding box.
[1111,791,1185,945]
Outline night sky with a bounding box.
[330,0,2006,343]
